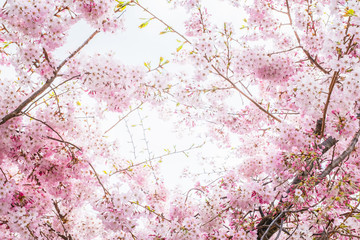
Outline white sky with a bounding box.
[1,0,247,192]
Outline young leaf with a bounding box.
[115,0,130,12]
[139,21,149,29]
[139,18,153,29]
[176,43,184,52]
[144,61,151,70]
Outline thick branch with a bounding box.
[318,128,360,179]
[259,120,359,239]
[320,71,339,137]
[0,30,99,125]
[290,135,338,186]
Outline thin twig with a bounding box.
[0,167,8,183]
[103,102,143,135]
[23,74,82,113]
[285,0,329,75]
[52,200,72,240]
[201,207,230,227]
[132,1,191,44]
[110,143,204,175]
[125,119,137,161]
[22,112,65,143]
[210,64,281,122]
[268,46,302,56]
[134,2,281,123]
[88,161,111,196]
[47,136,81,151]
[131,201,171,222]
[184,188,205,203]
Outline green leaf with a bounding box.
[159,26,172,35]
[3,41,11,48]
[176,44,184,52]
[139,18,154,29]
[144,61,151,70]
[345,9,355,16]
[139,21,149,29]
[115,1,130,12]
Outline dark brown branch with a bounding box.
[52,200,73,240]
[42,47,53,69]
[259,119,359,239]
[318,136,338,154]
[318,128,360,179]
[0,30,99,125]
[258,207,290,240]
[290,135,338,187]
[320,71,340,137]
[274,218,285,240]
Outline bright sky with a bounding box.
[1,0,247,192]
[89,0,246,191]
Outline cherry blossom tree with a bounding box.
[1,0,360,239]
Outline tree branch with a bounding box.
[285,0,329,75]
[88,161,111,196]
[134,2,281,123]
[0,30,99,125]
[110,143,205,175]
[103,102,143,135]
[320,71,340,137]
[318,128,360,179]
[259,119,359,239]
